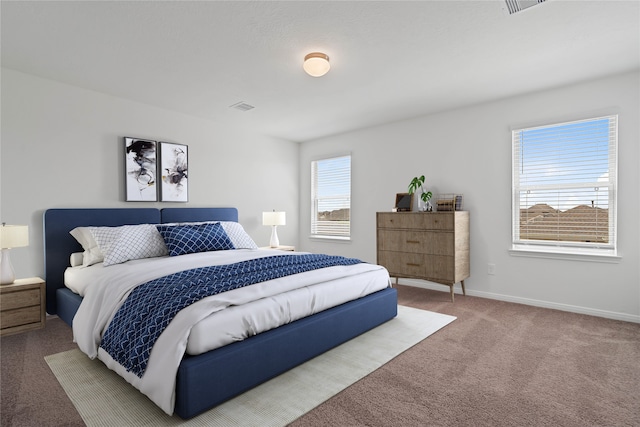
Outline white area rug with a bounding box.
[46,305,455,427]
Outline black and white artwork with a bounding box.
[125,137,157,201]
[160,142,188,202]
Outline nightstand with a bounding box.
[0,277,46,336]
[260,245,295,251]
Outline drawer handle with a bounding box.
[406,263,421,267]
[406,240,420,244]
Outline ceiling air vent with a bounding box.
[229,101,255,112]
[504,0,546,15]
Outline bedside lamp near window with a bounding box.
[0,224,29,285]
[262,211,286,248]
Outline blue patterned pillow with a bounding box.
[157,222,234,256]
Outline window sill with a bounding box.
[309,235,351,242]
[509,246,621,263]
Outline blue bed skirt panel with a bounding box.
[56,288,82,327]
[55,286,398,419]
[174,287,398,419]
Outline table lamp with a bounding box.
[262,211,286,248]
[0,224,29,285]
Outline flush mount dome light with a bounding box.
[303,52,330,77]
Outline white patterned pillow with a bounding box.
[90,224,168,266]
[70,227,104,266]
[220,222,258,249]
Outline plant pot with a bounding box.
[418,199,432,212]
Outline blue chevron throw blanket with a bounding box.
[100,254,362,377]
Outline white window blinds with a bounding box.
[311,155,351,239]
[512,115,617,253]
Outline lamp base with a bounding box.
[269,226,280,248]
[0,248,16,285]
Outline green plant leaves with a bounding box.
[408,175,428,197]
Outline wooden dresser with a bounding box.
[376,211,470,301]
[0,277,46,336]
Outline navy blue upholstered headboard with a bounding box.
[43,207,238,315]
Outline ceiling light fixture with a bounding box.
[303,52,330,77]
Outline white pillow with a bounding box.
[69,227,104,266]
[220,222,258,249]
[90,224,168,266]
[69,252,84,267]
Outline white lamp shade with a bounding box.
[0,225,29,249]
[262,211,286,226]
[303,52,330,77]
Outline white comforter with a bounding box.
[72,249,390,415]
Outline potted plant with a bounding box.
[408,175,433,211]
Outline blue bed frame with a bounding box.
[43,207,398,419]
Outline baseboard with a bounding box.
[396,279,640,324]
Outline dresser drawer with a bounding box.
[378,251,455,283]
[378,251,425,277]
[378,230,429,253]
[418,214,454,230]
[0,306,41,329]
[378,230,454,255]
[0,288,41,311]
[377,212,454,230]
[424,255,455,283]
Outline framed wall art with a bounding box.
[395,193,413,212]
[124,137,157,201]
[160,141,188,202]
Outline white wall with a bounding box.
[299,71,640,322]
[0,69,299,280]
[2,68,637,322]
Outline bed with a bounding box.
[43,207,398,419]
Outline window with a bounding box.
[311,155,351,240]
[512,115,617,256]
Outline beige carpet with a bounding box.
[45,305,455,427]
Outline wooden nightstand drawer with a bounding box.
[1,289,41,311]
[1,306,41,329]
[0,277,46,336]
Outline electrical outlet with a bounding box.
[488,263,496,275]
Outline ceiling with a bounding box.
[2,1,638,142]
